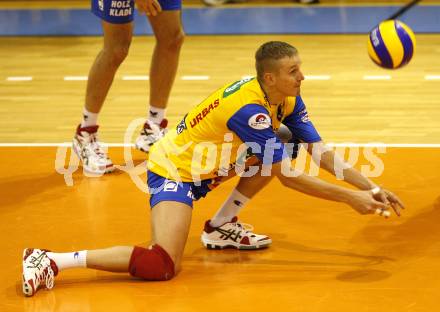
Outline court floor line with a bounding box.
[122,75,149,81]
[64,76,88,81]
[1,143,439,148]
[6,76,33,81]
[425,75,440,80]
[181,75,210,80]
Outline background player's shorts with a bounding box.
[147,171,215,208]
[92,0,182,24]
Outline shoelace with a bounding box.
[28,252,54,289]
[28,252,45,270]
[85,132,107,159]
[232,221,255,235]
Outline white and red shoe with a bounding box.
[135,119,168,153]
[72,124,114,174]
[201,217,272,250]
[22,248,59,297]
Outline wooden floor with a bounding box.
[1,146,440,311]
[1,3,440,309]
[1,34,440,143]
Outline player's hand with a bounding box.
[372,187,405,216]
[347,190,391,217]
[135,0,162,16]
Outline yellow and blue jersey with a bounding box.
[148,77,321,183]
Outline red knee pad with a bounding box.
[128,244,175,281]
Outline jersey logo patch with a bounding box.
[299,109,310,123]
[176,114,188,134]
[164,181,178,192]
[248,113,271,130]
[190,99,219,128]
[223,77,254,98]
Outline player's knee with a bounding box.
[128,244,175,281]
[105,44,130,67]
[111,46,130,65]
[174,31,185,50]
[157,30,185,52]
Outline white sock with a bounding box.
[210,189,250,227]
[81,107,99,127]
[148,106,166,125]
[46,251,87,271]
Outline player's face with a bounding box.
[274,54,304,97]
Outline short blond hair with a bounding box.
[255,41,298,81]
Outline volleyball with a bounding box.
[367,19,416,69]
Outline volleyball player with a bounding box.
[73,0,184,174]
[23,41,403,296]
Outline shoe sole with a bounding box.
[201,239,272,250]
[72,139,115,174]
[22,248,35,297]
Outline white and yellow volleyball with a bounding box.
[367,19,416,69]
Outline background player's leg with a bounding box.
[147,10,184,118]
[135,11,184,152]
[73,21,133,174]
[84,21,133,116]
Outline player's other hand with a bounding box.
[373,187,405,216]
[347,190,391,217]
[135,0,162,16]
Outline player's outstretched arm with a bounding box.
[306,141,405,215]
[269,162,390,216]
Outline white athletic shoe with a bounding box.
[22,248,58,297]
[135,119,168,153]
[73,124,114,174]
[201,217,272,250]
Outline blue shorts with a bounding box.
[147,171,217,208]
[92,0,182,24]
